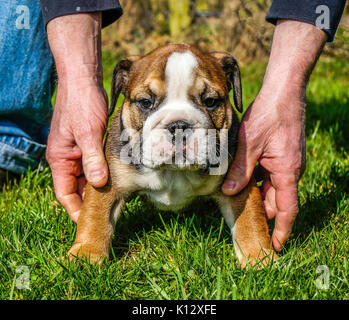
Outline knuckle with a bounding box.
[75,121,104,140]
[75,127,93,140]
[45,144,61,165]
[82,149,105,170]
[83,152,103,166]
[229,161,246,177]
[45,146,54,163]
[283,152,304,177]
[55,192,65,205]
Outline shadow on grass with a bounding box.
[111,147,349,259]
[306,96,349,153]
[111,161,348,260]
[287,95,349,245]
[287,164,349,247]
[111,196,226,259]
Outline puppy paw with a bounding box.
[237,248,279,269]
[67,243,109,264]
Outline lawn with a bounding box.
[0,52,348,300]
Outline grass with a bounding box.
[0,53,348,300]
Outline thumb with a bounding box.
[222,133,259,196]
[80,139,108,187]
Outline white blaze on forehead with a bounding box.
[143,50,208,131]
[142,50,210,168]
[165,51,198,101]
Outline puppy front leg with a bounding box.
[68,183,124,263]
[217,178,277,268]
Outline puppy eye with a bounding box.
[137,99,153,110]
[202,97,221,110]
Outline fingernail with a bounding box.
[272,233,284,252]
[223,180,236,191]
[88,169,106,184]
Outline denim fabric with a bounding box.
[0,0,54,174]
[0,134,46,174]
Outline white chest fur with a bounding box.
[137,168,222,211]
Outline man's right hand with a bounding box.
[46,79,108,223]
[46,13,108,222]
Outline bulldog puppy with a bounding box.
[68,43,277,268]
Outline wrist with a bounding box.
[262,67,307,95]
[262,19,327,92]
[47,13,102,82]
[261,70,307,99]
[57,69,103,88]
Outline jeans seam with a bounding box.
[0,136,46,159]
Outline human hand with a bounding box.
[46,13,108,222]
[46,80,108,222]
[222,86,306,251]
[222,19,327,251]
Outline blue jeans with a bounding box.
[0,0,54,174]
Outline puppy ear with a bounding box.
[109,56,140,117]
[210,52,243,113]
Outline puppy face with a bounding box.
[109,44,242,173]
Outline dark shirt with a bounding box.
[266,0,346,41]
[40,0,346,41]
[40,0,123,28]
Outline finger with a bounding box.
[262,181,277,220]
[222,130,260,196]
[271,174,299,252]
[261,178,272,199]
[51,169,83,223]
[78,136,108,188]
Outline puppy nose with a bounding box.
[166,120,190,135]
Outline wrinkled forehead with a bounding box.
[128,47,227,98]
[165,51,198,100]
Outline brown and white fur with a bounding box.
[68,44,277,268]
